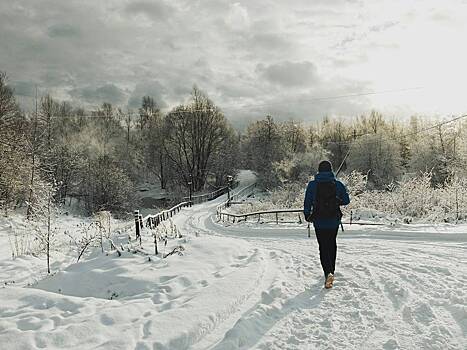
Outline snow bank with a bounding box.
[0,171,465,349]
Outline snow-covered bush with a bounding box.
[347,133,402,188]
[149,219,181,255]
[7,219,34,258]
[337,171,467,223]
[94,210,112,253]
[65,221,102,262]
[272,145,329,184]
[238,171,467,224]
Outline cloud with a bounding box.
[47,23,81,38]
[128,81,168,109]
[257,61,319,87]
[9,81,36,97]
[125,1,174,20]
[225,3,250,31]
[369,21,399,32]
[69,84,127,106]
[1,0,465,121]
[249,33,291,51]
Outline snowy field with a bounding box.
[0,171,466,349]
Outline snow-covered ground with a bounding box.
[0,170,466,349]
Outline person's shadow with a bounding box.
[211,280,326,350]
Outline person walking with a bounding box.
[304,160,350,289]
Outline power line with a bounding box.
[322,113,467,147]
[33,86,423,119]
[222,87,424,111]
[401,114,467,140]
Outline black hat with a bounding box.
[318,160,333,172]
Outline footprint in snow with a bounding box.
[159,275,177,283]
[199,280,208,287]
[100,313,114,326]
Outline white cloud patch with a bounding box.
[226,3,250,31]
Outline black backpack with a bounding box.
[311,181,341,221]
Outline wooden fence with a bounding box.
[216,182,257,214]
[143,201,192,229]
[182,181,239,204]
[139,181,241,231]
[217,206,385,226]
[218,208,304,224]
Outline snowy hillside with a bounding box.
[0,171,466,350]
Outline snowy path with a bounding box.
[169,171,466,349]
[216,236,466,350]
[176,171,466,349]
[0,170,465,349]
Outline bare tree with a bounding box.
[209,126,240,186]
[139,96,170,189]
[164,87,229,191]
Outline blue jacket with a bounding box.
[303,171,350,229]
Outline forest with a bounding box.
[1,70,466,222]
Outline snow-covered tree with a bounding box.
[243,115,285,189]
[0,72,28,215]
[347,133,402,188]
[30,180,58,273]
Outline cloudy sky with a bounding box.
[1,0,467,125]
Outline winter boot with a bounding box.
[325,273,334,289]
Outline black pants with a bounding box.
[315,227,338,276]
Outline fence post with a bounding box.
[134,210,140,241]
[276,212,278,224]
[154,234,158,255]
[350,210,353,225]
[138,214,143,245]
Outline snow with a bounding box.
[0,170,466,349]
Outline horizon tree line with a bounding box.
[1,70,466,219]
